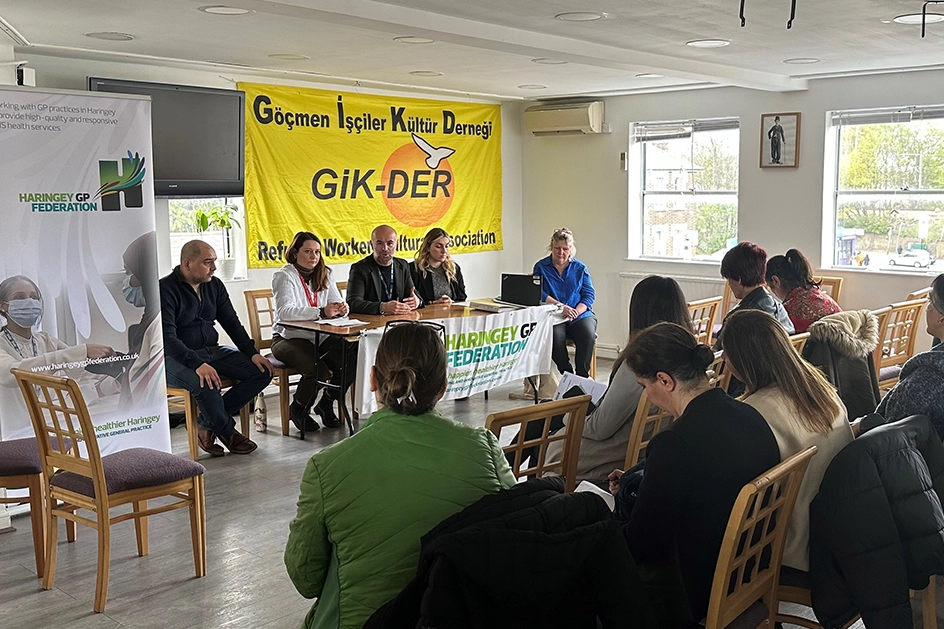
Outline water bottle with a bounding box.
[254,392,267,432]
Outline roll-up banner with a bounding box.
[240,82,503,266]
[0,86,169,455]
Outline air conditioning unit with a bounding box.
[523,101,604,136]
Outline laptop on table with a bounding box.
[495,273,543,307]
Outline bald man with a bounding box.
[346,225,420,315]
[160,240,272,456]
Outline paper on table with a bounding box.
[319,318,368,327]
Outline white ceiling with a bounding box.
[3,0,944,100]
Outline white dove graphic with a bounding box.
[411,133,456,168]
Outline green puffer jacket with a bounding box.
[285,406,516,629]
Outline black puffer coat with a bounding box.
[809,415,944,629]
[364,477,657,629]
[803,310,881,420]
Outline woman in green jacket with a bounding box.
[285,322,516,629]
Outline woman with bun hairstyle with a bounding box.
[410,227,467,305]
[765,249,841,333]
[285,322,514,629]
[612,322,780,623]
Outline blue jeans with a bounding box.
[165,346,272,438]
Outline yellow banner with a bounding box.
[240,82,503,267]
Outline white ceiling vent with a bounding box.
[524,101,604,136]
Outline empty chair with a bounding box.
[13,368,206,613]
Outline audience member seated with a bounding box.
[721,309,853,572]
[876,273,944,439]
[715,241,794,349]
[409,228,467,305]
[284,322,514,629]
[765,248,841,333]
[544,275,694,484]
[271,231,351,432]
[612,322,780,624]
[347,224,420,315]
[533,227,597,378]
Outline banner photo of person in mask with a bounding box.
[0,86,169,455]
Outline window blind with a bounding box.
[633,117,739,142]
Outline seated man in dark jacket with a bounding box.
[161,240,273,456]
[346,225,420,315]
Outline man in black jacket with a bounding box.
[161,241,273,456]
[347,225,419,315]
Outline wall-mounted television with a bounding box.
[88,77,244,197]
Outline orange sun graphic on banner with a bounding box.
[380,142,455,227]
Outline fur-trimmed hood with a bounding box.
[808,310,880,358]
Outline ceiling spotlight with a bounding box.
[84,32,134,41]
[554,12,608,22]
[409,70,444,77]
[532,58,568,65]
[199,5,252,15]
[518,84,548,90]
[268,54,310,61]
[394,36,435,44]
[686,38,731,48]
[782,57,820,64]
[893,12,944,24]
[635,72,664,78]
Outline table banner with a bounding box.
[354,306,556,415]
[239,82,503,266]
[0,86,169,455]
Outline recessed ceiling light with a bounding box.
[268,54,310,61]
[409,70,443,77]
[518,84,547,90]
[199,5,252,15]
[635,72,664,78]
[555,11,608,22]
[532,58,568,65]
[84,31,134,41]
[686,38,731,48]
[893,12,944,24]
[782,57,820,64]
[394,36,435,44]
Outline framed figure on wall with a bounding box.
[760,112,800,168]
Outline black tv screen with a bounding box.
[88,77,244,197]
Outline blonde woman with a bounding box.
[409,227,467,305]
[721,309,853,572]
[533,228,596,377]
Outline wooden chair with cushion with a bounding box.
[244,288,302,436]
[485,395,590,492]
[871,298,929,393]
[167,385,251,460]
[13,368,207,613]
[790,332,811,355]
[812,276,843,305]
[704,446,817,629]
[689,296,723,346]
[0,438,48,578]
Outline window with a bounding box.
[830,106,944,271]
[632,118,739,260]
[168,197,247,280]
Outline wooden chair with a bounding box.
[337,280,348,296]
[167,385,251,460]
[812,276,843,304]
[871,298,929,392]
[708,350,733,392]
[13,369,206,613]
[721,282,739,317]
[486,395,590,492]
[0,438,48,577]
[790,332,811,355]
[908,286,932,301]
[704,446,817,629]
[244,288,302,436]
[689,296,723,345]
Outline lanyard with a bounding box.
[378,265,394,301]
[3,327,38,359]
[298,271,319,307]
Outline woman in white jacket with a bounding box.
[271,231,350,432]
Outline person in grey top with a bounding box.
[547,276,694,483]
[410,227,467,305]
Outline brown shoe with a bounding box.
[197,427,225,457]
[222,430,258,454]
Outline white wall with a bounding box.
[522,70,944,353]
[21,53,525,337]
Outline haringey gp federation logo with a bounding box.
[95,150,146,211]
